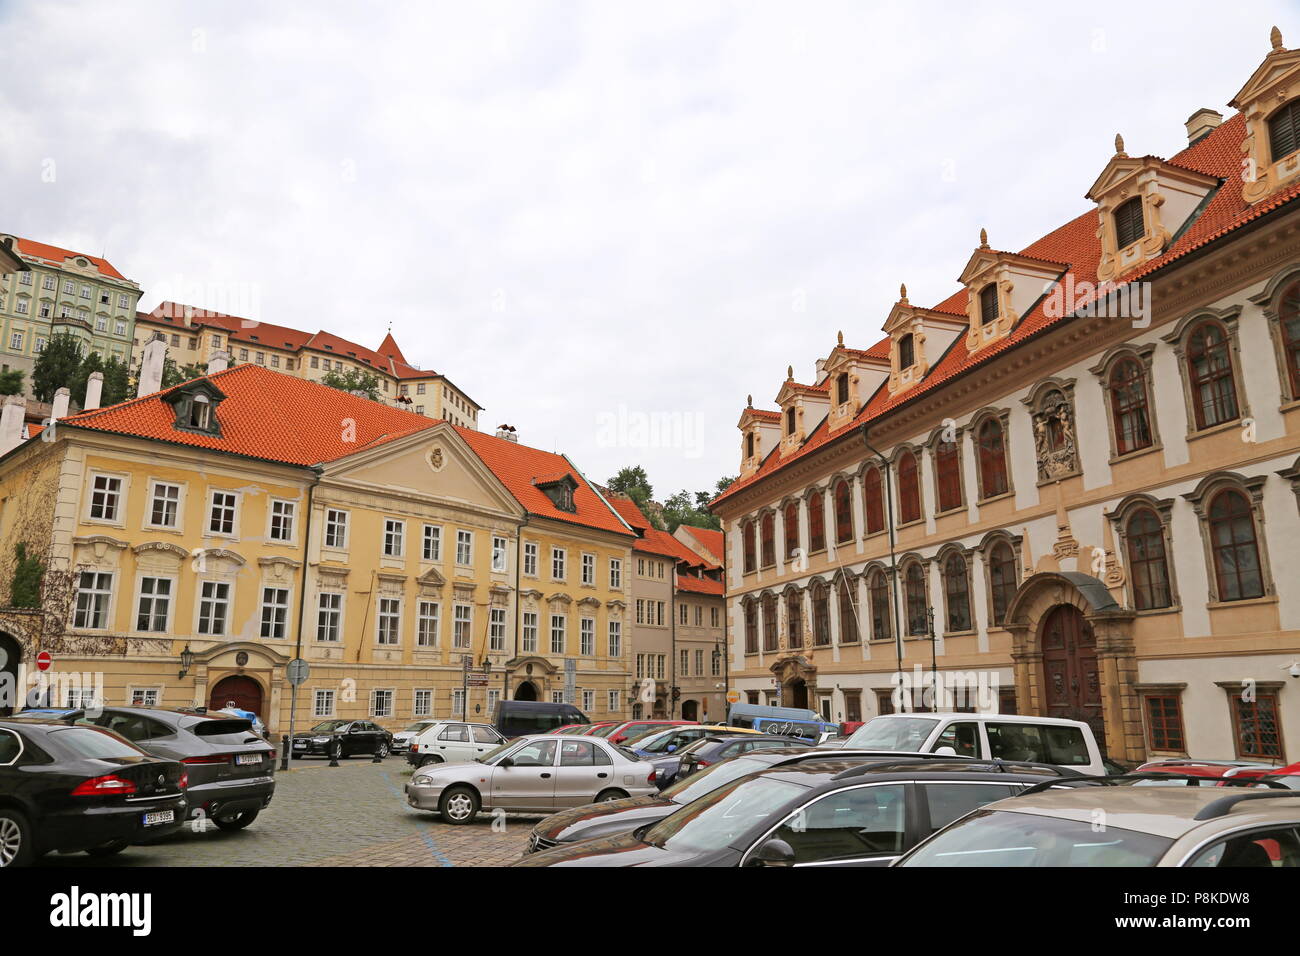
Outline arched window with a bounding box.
[1268,99,1300,163]
[760,512,775,567]
[976,417,1009,499]
[897,450,921,523]
[744,599,758,654]
[943,552,972,632]
[786,590,803,648]
[979,283,999,325]
[934,436,962,512]
[742,520,756,574]
[1109,357,1153,455]
[1114,196,1145,248]
[868,569,892,643]
[782,501,800,560]
[903,562,928,636]
[1208,489,1264,601]
[834,479,853,544]
[1279,281,1300,399]
[811,582,830,645]
[863,466,884,535]
[1125,508,1172,610]
[808,491,826,552]
[838,578,859,643]
[897,333,915,369]
[1186,323,1239,429]
[987,541,1018,626]
[762,593,779,651]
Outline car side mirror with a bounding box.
[933,746,957,756]
[749,838,796,867]
[498,757,514,768]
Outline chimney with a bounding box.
[814,358,828,384]
[138,334,168,396]
[207,350,230,374]
[84,372,104,411]
[182,304,193,328]
[0,395,26,455]
[1185,108,1223,145]
[51,387,70,421]
[495,424,518,442]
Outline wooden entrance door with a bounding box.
[1039,605,1106,753]
[209,675,264,717]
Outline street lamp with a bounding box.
[178,643,194,681]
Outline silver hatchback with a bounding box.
[404,734,658,824]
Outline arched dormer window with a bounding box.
[979,283,999,325]
[1268,99,1300,163]
[785,406,796,435]
[1113,195,1145,249]
[897,333,915,370]
[189,393,211,430]
[835,372,849,406]
[746,431,755,459]
[164,379,226,437]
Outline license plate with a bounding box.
[236,753,262,765]
[143,810,175,826]
[294,741,307,748]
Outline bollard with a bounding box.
[279,734,290,771]
[328,740,340,767]
[372,741,384,763]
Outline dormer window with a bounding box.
[897,333,915,369]
[746,431,755,458]
[1269,99,1300,162]
[163,380,226,437]
[785,406,796,435]
[1114,196,1145,249]
[979,284,999,325]
[835,372,849,406]
[189,394,211,429]
[536,474,579,513]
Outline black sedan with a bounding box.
[291,720,393,759]
[652,733,807,789]
[0,718,187,866]
[514,756,1075,867]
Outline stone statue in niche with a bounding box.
[1032,388,1079,481]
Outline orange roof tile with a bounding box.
[13,237,126,280]
[602,491,653,533]
[679,525,725,564]
[676,573,724,597]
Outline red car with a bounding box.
[1136,758,1300,787]
[590,720,698,746]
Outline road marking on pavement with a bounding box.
[382,769,455,867]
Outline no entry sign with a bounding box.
[35,651,52,672]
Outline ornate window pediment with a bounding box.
[823,331,891,431]
[774,369,829,456]
[1231,27,1300,204]
[737,400,781,479]
[959,230,1066,351]
[884,285,967,396]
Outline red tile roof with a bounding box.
[636,527,702,562]
[679,525,725,564]
[715,110,1300,507]
[602,491,653,533]
[13,237,127,280]
[675,572,724,597]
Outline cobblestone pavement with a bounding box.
[37,756,537,867]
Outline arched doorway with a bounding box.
[680,699,698,721]
[513,681,538,701]
[1039,604,1106,754]
[0,633,20,717]
[209,675,264,717]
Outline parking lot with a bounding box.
[36,757,534,868]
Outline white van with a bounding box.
[825,712,1106,775]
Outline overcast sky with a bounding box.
[0,1,1291,498]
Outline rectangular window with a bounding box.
[371,689,394,718]
[208,491,236,535]
[711,650,721,677]
[1144,694,1186,752]
[522,611,539,653]
[695,649,704,675]
[636,599,644,624]
[456,529,473,565]
[580,617,595,655]
[523,541,538,576]
[452,688,466,720]
[607,620,622,658]
[414,689,433,717]
[550,614,566,654]
[582,689,595,713]
[551,547,566,580]
[551,690,565,705]
[324,509,348,548]
[377,597,401,645]
[383,518,405,557]
[129,687,161,707]
[487,689,501,714]
[608,690,620,713]
[656,601,665,626]
[317,592,342,642]
[1232,691,1283,760]
[417,601,440,647]
[581,552,595,586]
[681,649,689,675]
[148,481,180,528]
[422,525,441,561]
[711,607,720,627]
[453,604,472,648]
[680,603,688,625]
[492,535,507,572]
[656,655,665,680]
[198,581,231,635]
[609,558,622,589]
[135,576,171,632]
[9,331,23,351]
[490,607,507,652]
[260,587,290,639]
[270,499,295,542]
[89,474,122,521]
[314,689,336,717]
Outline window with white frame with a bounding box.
[656,654,665,679]
[422,524,441,561]
[523,541,538,576]
[65,686,98,709]
[383,519,405,557]
[492,535,507,572]
[581,552,595,586]
[580,617,595,655]
[371,689,394,718]
[551,547,566,580]
[695,649,705,675]
[490,607,507,652]
[317,592,342,642]
[323,509,348,548]
[487,689,501,714]
[198,581,231,635]
[452,688,466,719]
[453,603,472,648]
[608,620,621,658]
[89,474,122,521]
[681,649,690,675]
[456,529,473,566]
[417,600,439,647]
[551,690,565,705]
[269,499,296,542]
[550,614,566,654]
[260,587,290,639]
[582,689,595,712]
[609,558,622,589]
[129,687,160,707]
[73,572,113,629]
[377,597,402,645]
[314,688,335,717]
[135,577,171,632]
[523,611,538,653]
[208,491,236,535]
[608,690,620,713]
[414,689,433,717]
[149,482,180,528]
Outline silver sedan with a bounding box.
[404,734,658,824]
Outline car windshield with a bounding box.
[477,739,525,764]
[642,775,806,854]
[48,726,148,760]
[898,809,1174,867]
[310,721,347,733]
[588,724,618,737]
[402,722,432,733]
[844,716,939,751]
[661,755,771,804]
[630,729,682,752]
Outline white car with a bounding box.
[391,720,440,756]
[822,712,1106,775]
[406,720,505,768]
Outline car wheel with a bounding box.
[439,786,479,825]
[213,809,259,832]
[417,755,443,768]
[378,741,390,758]
[85,840,129,857]
[0,809,34,868]
[331,741,344,760]
[595,789,628,803]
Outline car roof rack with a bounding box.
[1192,790,1300,820]
[1016,772,1294,797]
[829,756,1072,781]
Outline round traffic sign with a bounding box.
[35,651,52,672]
[287,658,310,686]
[725,689,740,704]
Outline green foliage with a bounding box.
[159,357,208,390]
[607,466,654,512]
[0,368,24,396]
[609,466,732,533]
[321,367,382,401]
[661,489,720,533]
[11,542,44,609]
[99,356,132,405]
[31,332,84,402]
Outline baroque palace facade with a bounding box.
[0,361,636,733]
[710,31,1300,766]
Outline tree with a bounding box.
[69,352,103,408]
[0,369,24,396]
[31,332,84,402]
[10,542,44,609]
[321,367,382,401]
[99,356,132,406]
[159,357,208,390]
[607,465,654,512]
